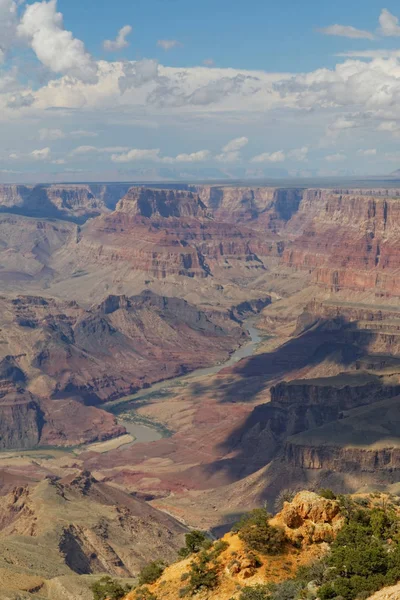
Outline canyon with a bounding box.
[2,182,400,597]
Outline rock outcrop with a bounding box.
[0,291,245,406]
[0,183,131,222]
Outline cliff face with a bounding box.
[74,187,275,282]
[282,189,400,296]
[0,184,131,222]
[116,187,209,218]
[194,185,303,230]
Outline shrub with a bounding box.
[178,530,212,557]
[91,576,131,600]
[209,540,229,560]
[318,488,337,500]
[265,580,303,600]
[187,552,219,593]
[316,502,400,600]
[134,587,158,600]
[138,561,165,585]
[236,508,286,555]
[238,584,270,600]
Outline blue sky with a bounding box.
[2,0,400,181]
[62,0,400,70]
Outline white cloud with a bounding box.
[157,39,181,50]
[357,148,377,156]
[103,25,132,52]
[163,150,210,163]
[289,146,309,162]
[70,130,98,138]
[215,137,249,163]
[119,59,160,93]
[216,151,241,163]
[52,158,65,164]
[39,128,64,140]
[378,121,400,133]
[7,93,35,109]
[337,50,400,59]
[0,0,18,64]
[31,147,51,160]
[18,0,98,82]
[70,145,129,155]
[111,148,161,163]
[325,152,346,162]
[203,59,215,67]
[379,9,400,37]
[70,145,98,155]
[222,136,248,152]
[251,150,286,163]
[318,24,374,40]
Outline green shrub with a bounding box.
[178,530,212,557]
[91,576,131,600]
[138,561,165,585]
[265,580,303,600]
[318,489,337,500]
[316,502,400,600]
[209,540,229,560]
[238,584,270,600]
[235,508,286,555]
[186,552,219,593]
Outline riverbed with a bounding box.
[111,319,263,444]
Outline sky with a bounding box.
[2,1,400,181]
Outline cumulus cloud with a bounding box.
[318,24,374,40]
[7,93,35,109]
[163,150,210,163]
[203,59,215,67]
[39,128,64,140]
[251,150,286,163]
[31,147,51,160]
[215,137,249,163]
[357,148,377,156]
[18,0,98,82]
[325,152,346,162]
[379,9,400,37]
[157,39,181,50]
[70,130,98,138]
[70,145,129,155]
[378,121,400,133]
[119,59,160,93]
[289,146,309,162]
[222,137,248,152]
[111,148,161,163]
[110,147,211,164]
[103,25,132,51]
[0,0,18,63]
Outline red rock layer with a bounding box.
[282,189,400,297]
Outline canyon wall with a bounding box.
[0,183,131,222]
[282,189,400,297]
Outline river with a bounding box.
[109,319,263,444]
